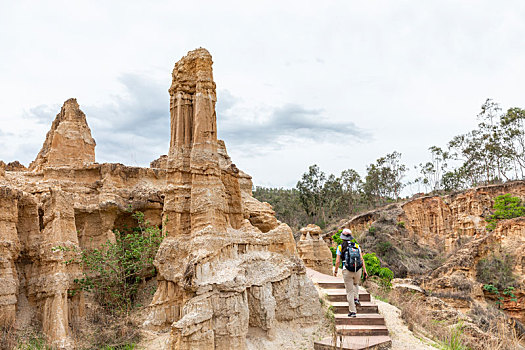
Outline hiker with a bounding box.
[333,228,368,317]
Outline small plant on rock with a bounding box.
[485,193,525,231]
[54,211,165,314]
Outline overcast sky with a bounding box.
[1,0,524,191]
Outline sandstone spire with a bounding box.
[29,98,96,171]
[164,48,233,237]
[149,49,321,349]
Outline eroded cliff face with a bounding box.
[1,130,166,348]
[0,49,320,349]
[398,182,525,252]
[343,182,525,324]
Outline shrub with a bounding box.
[484,284,518,307]
[486,194,525,231]
[331,230,343,246]
[55,211,165,314]
[376,241,393,255]
[379,267,394,281]
[368,226,377,235]
[363,253,381,276]
[397,221,405,228]
[363,253,394,289]
[476,252,516,290]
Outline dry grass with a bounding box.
[365,279,525,350]
[1,324,18,350]
[1,325,52,350]
[72,304,139,349]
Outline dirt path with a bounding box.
[371,296,436,350]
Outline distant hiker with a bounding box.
[333,228,368,317]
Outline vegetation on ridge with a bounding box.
[485,193,525,231]
[254,99,525,231]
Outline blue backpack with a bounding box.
[343,242,362,272]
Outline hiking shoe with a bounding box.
[347,312,356,318]
[354,299,360,306]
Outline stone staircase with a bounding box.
[312,278,392,350]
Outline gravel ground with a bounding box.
[371,295,437,350]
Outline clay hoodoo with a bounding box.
[1,98,166,348]
[148,48,321,349]
[297,224,333,275]
[29,98,96,172]
[0,48,321,350]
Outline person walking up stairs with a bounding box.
[333,229,368,317]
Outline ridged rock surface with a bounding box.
[29,98,96,172]
[0,48,321,349]
[147,48,321,350]
[296,224,333,275]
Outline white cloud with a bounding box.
[1,0,525,188]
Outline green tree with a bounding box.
[501,107,525,179]
[340,169,363,214]
[253,187,308,229]
[447,99,515,187]
[415,146,450,193]
[363,151,407,205]
[297,164,327,223]
[322,174,345,221]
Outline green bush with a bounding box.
[483,284,518,307]
[55,211,165,314]
[329,246,336,259]
[368,226,377,235]
[363,253,394,288]
[379,267,394,281]
[363,253,381,276]
[331,230,343,246]
[486,194,525,231]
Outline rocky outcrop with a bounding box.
[0,48,320,349]
[399,182,525,251]
[150,155,168,169]
[145,48,320,350]
[29,98,96,172]
[1,102,166,348]
[0,187,21,329]
[296,224,333,275]
[6,161,27,172]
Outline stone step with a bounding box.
[314,335,392,350]
[318,281,346,289]
[336,325,389,337]
[334,313,385,326]
[325,288,371,302]
[330,301,378,314]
